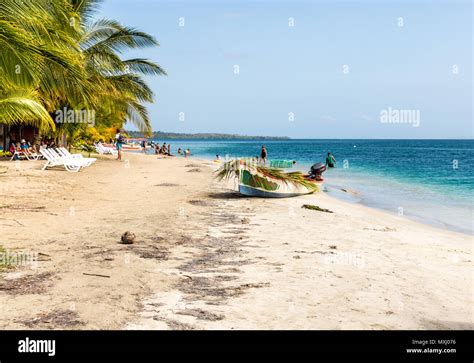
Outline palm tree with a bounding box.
[79,17,166,134]
[0,0,165,141]
[0,0,86,130]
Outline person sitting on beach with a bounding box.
[155,143,160,154]
[20,139,29,154]
[46,139,56,149]
[9,141,16,155]
[184,149,190,158]
[161,143,167,155]
[177,148,182,155]
[260,145,267,164]
[20,140,32,156]
[326,152,336,168]
[10,142,21,160]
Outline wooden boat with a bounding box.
[238,168,322,198]
[121,143,142,151]
[217,159,324,198]
[102,141,144,151]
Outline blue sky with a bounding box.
[95,0,472,138]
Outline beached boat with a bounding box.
[102,140,146,151]
[217,159,324,198]
[121,143,142,151]
[238,168,322,197]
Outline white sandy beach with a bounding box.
[0,153,472,330]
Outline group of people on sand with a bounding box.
[154,142,170,155]
[113,129,191,161]
[8,138,59,160]
[154,143,191,157]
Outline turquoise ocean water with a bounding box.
[150,139,473,235]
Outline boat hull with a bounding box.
[238,184,315,198]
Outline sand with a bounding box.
[0,152,472,330]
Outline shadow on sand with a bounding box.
[420,319,474,330]
[207,192,245,200]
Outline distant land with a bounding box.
[126,131,290,140]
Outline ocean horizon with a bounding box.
[149,138,473,235]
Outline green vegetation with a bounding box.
[241,169,279,191]
[0,0,165,143]
[126,131,290,140]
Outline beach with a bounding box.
[0,153,472,330]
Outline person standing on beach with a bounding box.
[167,144,171,156]
[141,139,146,153]
[326,152,336,168]
[260,145,267,164]
[115,129,124,161]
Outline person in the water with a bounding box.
[260,145,267,164]
[326,152,336,168]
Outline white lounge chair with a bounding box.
[39,148,83,172]
[10,149,28,161]
[94,143,105,154]
[56,147,96,167]
[9,147,41,161]
[95,142,117,156]
[48,148,92,168]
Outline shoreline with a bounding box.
[0,152,472,329]
[180,153,473,237]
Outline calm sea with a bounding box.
[150,139,473,235]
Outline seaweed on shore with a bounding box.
[176,308,225,321]
[0,272,55,295]
[155,183,180,187]
[17,309,85,328]
[301,204,333,213]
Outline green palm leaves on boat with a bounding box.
[241,169,279,191]
[216,159,318,193]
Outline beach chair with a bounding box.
[97,142,118,156]
[48,148,92,168]
[24,148,41,160]
[10,149,26,161]
[9,146,41,161]
[39,148,83,172]
[94,144,102,154]
[102,143,118,155]
[56,147,97,167]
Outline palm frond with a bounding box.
[0,90,55,131]
[122,59,167,76]
[216,159,318,192]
